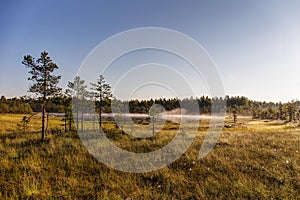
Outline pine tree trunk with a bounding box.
[23,121,26,134]
[69,114,72,132]
[81,112,84,132]
[76,100,79,132]
[152,115,155,136]
[64,110,67,132]
[41,101,46,141]
[99,108,102,128]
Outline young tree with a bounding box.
[90,75,112,128]
[233,108,237,123]
[67,76,88,132]
[17,116,30,134]
[17,113,38,134]
[22,51,61,140]
[61,89,73,133]
[112,98,126,131]
[149,103,164,136]
[287,102,296,122]
[278,102,284,120]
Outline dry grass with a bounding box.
[0,114,299,199]
[0,114,62,134]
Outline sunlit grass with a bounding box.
[0,114,63,134]
[0,114,299,199]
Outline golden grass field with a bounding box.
[0,114,299,199]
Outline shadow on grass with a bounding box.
[0,130,43,140]
[8,135,52,150]
[0,132,19,140]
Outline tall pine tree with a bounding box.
[90,75,112,128]
[67,76,88,132]
[22,51,61,140]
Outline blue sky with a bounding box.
[0,0,300,102]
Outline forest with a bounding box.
[1,94,300,122]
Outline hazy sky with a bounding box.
[1,0,300,102]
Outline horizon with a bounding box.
[0,92,298,104]
[1,1,300,103]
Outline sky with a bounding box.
[0,0,300,102]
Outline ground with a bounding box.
[0,114,299,199]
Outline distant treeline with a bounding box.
[1,95,299,121]
[0,96,33,114]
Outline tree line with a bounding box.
[2,94,299,121]
[2,95,299,114]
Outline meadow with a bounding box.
[0,114,299,199]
